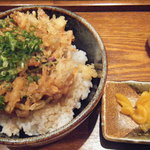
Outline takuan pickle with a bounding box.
[116,91,150,132]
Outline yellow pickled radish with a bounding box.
[131,104,147,124]
[140,123,150,132]
[136,91,150,105]
[116,91,150,132]
[142,101,150,122]
[141,100,150,109]
[116,93,132,107]
[121,106,134,116]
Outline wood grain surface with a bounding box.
[78,11,150,81]
[0,4,150,150]
[0,0,150,6]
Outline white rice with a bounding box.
[0,50,93,136]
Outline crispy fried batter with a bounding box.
[1,9,97,117]
[5,77,26,114]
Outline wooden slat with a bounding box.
[0,0,150,7]
[0,1,150,13]
[54,0,150,6]
[0,0,53,6]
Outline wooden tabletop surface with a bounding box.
[0,0,150,6]
[0,1,150,150]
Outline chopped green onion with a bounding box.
[27,75,40,83]
[0,27,42,82]
[0,19,8,28]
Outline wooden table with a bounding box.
[0,1,150,150]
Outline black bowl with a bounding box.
[0,6,107,147]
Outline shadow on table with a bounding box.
[9,103,100,150]
[99,117,150,150]
[145,40,150,57]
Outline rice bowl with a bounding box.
[0,6,107,147]
[0,8,97,137]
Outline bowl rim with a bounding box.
[0,5,107,146]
